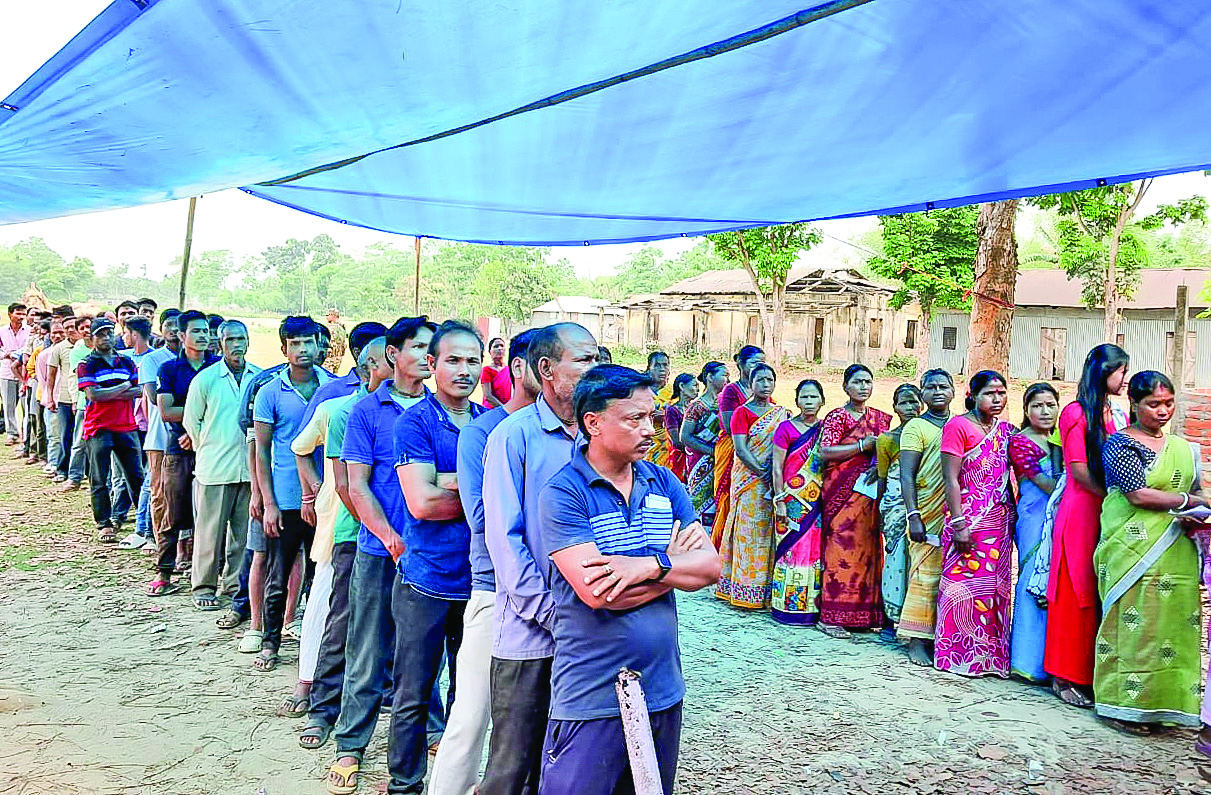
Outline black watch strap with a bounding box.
[654,550,672,581]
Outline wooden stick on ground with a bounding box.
[615,667,663,795]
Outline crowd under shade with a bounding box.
[2,1,1209,244]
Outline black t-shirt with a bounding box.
[156,352,219,455]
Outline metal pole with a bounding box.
[177,197,197,309]
[615,668,664,795]
[414,236,422,315]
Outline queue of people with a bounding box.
[645,341,1211,749]
[1,299,724,795]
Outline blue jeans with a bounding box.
[55,403,74,476]
[386,581,464,794]
[67,406,87,484]
[135,474,152,537]
[335,551,446,757]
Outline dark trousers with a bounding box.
[55,403,74,475]
[479,656,553,795]
[85,430,144,529]
[386,581,465,795]
[308,540,357,728]
[233,547,254,619]
[539,703,682,795]
[262,509,314,652]
[156,453,195,576]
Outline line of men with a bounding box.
[5,299,721,795]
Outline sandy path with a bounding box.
[0,455,1206,795]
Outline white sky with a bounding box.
[1,2,1207,281]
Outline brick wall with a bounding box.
[1177,389,1211,470]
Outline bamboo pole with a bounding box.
[414,236,422,315]
[1173,284,1189,434]
[177,197,198,309]
[615,668,663,795]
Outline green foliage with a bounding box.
[592,239,730,300]
[1030,184,1207,307]
[707,224,823,293]
[879,353,919,379]
[866,206,980,318]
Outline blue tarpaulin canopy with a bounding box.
[2,0,1210,244]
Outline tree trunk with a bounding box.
[1104,179,1151,342]
[735,243,775,357]
[916,309,933,372]
[967,200,1020,375]
[769,279,786,368]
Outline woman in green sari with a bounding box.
[1095,370,1207,734]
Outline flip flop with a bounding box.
[1053,679,1094,709]
[1102,717,1151,736]
[277,693,309,717]
[98,527,118,544]
[146,580,181,597]
[238,630,265,654]
[253,650,279,672]
[327,759,360,795]
[216,610,245,630]
[817,623,852,640]
[299,723,332,750]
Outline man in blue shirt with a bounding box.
[154,309,218,597]
[328,316,435,793]
[295,321,389,462]
[479,322,599,795]
[252,316,333,671]
[430,328,539,795]
[538,365,720,795]
[387,320,486,794]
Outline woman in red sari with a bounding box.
[818,364,891,637]
[665,373,697,482]
[1045,343,1129,707]
[713,345,765,547]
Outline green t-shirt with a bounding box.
[327,391,364,546]
[70,340,91,411]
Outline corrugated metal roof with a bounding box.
[1016,268,1211,309]
[660,266,887,295]
[531,295,624,315]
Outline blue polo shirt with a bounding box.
[538,444,697,721]
[341,380,426,557]
[456,406,509,592]
[252,366,334,511]
[157,351,219,455]
[394,393,486,599]
[297,366,362,444]
[239,363,287,437]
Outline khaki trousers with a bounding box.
[190,481,251,599]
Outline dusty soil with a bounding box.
[1,439,1204,795]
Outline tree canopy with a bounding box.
[866,206,980,318]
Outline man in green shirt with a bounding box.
[62,315,95,490]
[182,319,261,610]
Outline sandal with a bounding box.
[1102,717,1152,736]
[238,630,265,654]
[216,610,245,630]
[146,580,181,597]
[300,723,332,750]
[1053,679,1094,709]
[817,623,852,640]
[193,595,221,611]
[283,617,304,641]
[253,649,279,672]
[327,758,360,795]
[98,526,118,544]
[277,693,309,717]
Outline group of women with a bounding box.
[643,343,1211,748]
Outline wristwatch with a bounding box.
[653,550,673,581]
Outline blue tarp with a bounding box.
[2,0,1210,244]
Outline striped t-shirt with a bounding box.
[77,352,138,439]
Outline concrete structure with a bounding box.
[927,268,1211,386]
[619,267,922,366]
[529,295,624,344]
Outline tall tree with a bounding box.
[867,206,980,362]
[966,200,1020,375]
[707,224,822,366]
[1032,182,1208,341]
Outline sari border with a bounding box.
[1094,703,1200,728]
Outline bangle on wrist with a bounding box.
[1178,493,1191,510]
[906,509,922,520]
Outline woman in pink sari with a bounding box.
[937,370,1015,678]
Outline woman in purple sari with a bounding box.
[937,370,1015,678]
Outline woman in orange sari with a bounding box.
[717,363,789,609]
[712,345,765,547]
[644,350,674,469]
[818,364,891,637]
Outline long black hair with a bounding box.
[1020,381,1060,430]
[1077,343,1129,489]
[964,370,1007,411]
[698,361,726,385]
[734,345,764,383]
[1126,370,1175,425]
[672,373,696,401]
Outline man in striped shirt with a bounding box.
[77,318,145,544]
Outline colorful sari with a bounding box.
[683,398,720,527]
[876,432,908,624]
[1009,433,1058,682]
[819,406,892,628]
[897,416,948,641]
[1094,433,1202,726]
[712,382,749,548]
[717,403,790,609]
[935,418,1014,678]
[665,403,686,481]
[772,420,824,625]
[646,388,675,471]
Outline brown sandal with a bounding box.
[1052,679,1094,709]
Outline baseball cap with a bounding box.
[90,317,116,335]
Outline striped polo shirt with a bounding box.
[77,351,138,439]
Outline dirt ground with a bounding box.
[2,443,1208,795]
